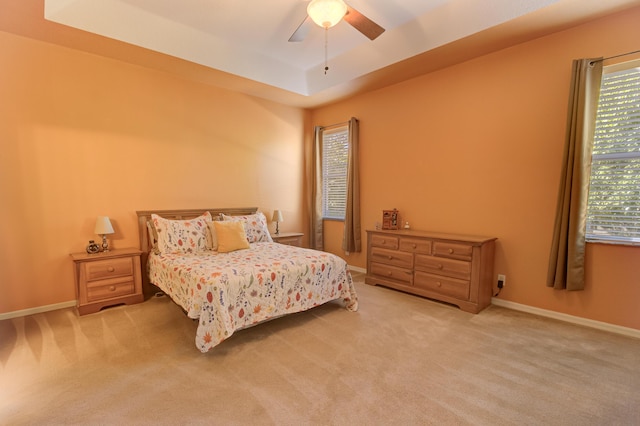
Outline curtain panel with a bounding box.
[547,58,603,291]
[342,117,362,253]
[310,125,324,251]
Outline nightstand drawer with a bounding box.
[87,277,135,302]
[275,236,301,246]
[85,257,134,281]
[271,232,304,247]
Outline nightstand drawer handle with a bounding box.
[436,282,442,287]
[109,285,116,291]
[388,255,393,260]
[107,266,115,272]
[412,244,417,249]
[448,249,454,254]
[438,264,443,269]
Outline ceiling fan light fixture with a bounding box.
[307,0,347,29]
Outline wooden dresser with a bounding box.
[70,248,144,315]
[365,230,496,313]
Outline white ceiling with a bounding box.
[41,0,640,107]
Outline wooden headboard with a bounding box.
[135,207,258,296]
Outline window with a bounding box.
[586,59,640,244]
[322,126,349,220]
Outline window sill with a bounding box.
[586,239,640,247]
[323,217,345,223]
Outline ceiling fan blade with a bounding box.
[288,16,312,42]
[344,5,385,40]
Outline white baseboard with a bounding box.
[491,297,640,339]
[0,300,76,320]
[348,265,366,274]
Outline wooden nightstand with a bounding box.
[271,232,304,247]
[70,247,144,315]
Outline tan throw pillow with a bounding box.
[206,221,219,251]
[214,221,250,253]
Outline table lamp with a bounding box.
[95,216,115,252]
[272,210,284,235]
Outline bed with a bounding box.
[136,208,358,352]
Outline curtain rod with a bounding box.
[320,120,351,131]
[322,121,349,129]
[591,49,640,64]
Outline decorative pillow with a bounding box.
[214,221,250,253]
[221,212,273,243]
[151,212,212,254]
[206,221,219,251]
[147,220,160,254]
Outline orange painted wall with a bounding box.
[0,31,308,313]
[311,7,640,330]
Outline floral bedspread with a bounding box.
[148,243,358,352]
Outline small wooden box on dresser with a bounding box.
[365,229,496,313]
[70,248,144,315]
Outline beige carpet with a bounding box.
[1,274,639,425]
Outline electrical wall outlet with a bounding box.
[497,274,506,287]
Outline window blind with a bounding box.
[322,127,349,220]
[586,62,640,243]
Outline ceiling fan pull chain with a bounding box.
[324,27,329,74]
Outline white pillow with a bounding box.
[221,212,273,243]
[151,212,212,254]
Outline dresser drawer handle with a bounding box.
[382,239,386,244]
[412,244,417,249]
[388,255,393,260]
[387,272,393,276]
[107,266,115,272]
[437,264,443,269]
[436,282,442,287]
[448,249,454,254]
[109,285,116,291]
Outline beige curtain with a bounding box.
[310,126,324,251]
[547,58,603,291]
[342,117,362,253]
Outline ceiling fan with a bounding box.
[288,0,385,42]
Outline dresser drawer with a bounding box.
[370,247,413,269]
[370,262,413,284]
[414,255,471,280]
[370,234,399,249]
[414,272,470,300]
[399,238,431,254]
[433,241,473,261]
[85,257,134,281]
[86,277,135,302]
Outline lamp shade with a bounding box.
[94,216,114,235]
[307,0,347,28]
[272,210,284,223]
